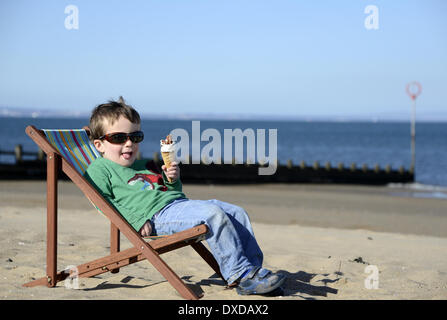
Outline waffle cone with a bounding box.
[161,151,175,182]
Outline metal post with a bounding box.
[410,98,416,173]
[406,81,421,175]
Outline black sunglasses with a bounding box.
[98,131,144,144]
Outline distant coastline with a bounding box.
[1,106,447,123]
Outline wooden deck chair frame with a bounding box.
[22,125,223,300]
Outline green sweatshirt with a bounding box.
[83,157,186,232]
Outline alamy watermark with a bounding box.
[63,5,379,33]
[364,5,379,30]
[64,265,79,289]
[364,265,379,289]
[64,5,79,30]
[169,121,278,175]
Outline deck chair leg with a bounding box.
[46,153,59,287]
[191,242,224,281]
[110,223,120,274]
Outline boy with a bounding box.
[84,97,286,295]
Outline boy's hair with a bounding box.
[89,96,141,140]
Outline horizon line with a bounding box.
[1,106,447,123]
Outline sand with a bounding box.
[0,181,446,300]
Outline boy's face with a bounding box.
[93,116,141,167]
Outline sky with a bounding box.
[0,0,446,121]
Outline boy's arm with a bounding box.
[162,170,183,192]
[144,159,182,192]
[161,162,182,192]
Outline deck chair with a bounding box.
[22,125,223,300]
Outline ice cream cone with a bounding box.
[160,135,177,183]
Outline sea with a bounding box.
[1,117,447,196]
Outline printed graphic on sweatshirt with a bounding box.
[127,173,167,191]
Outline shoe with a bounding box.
[236,267,286,295]
[262,286,285,297]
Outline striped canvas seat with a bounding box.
[43,129,100,175]
[43,129,105,216]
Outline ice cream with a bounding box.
[160,135,177,182]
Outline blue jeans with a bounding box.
[150,198,264,284]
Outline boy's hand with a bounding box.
[139,220,152,238]
[162,161,180,182]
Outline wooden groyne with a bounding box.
[0,146,414,185]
